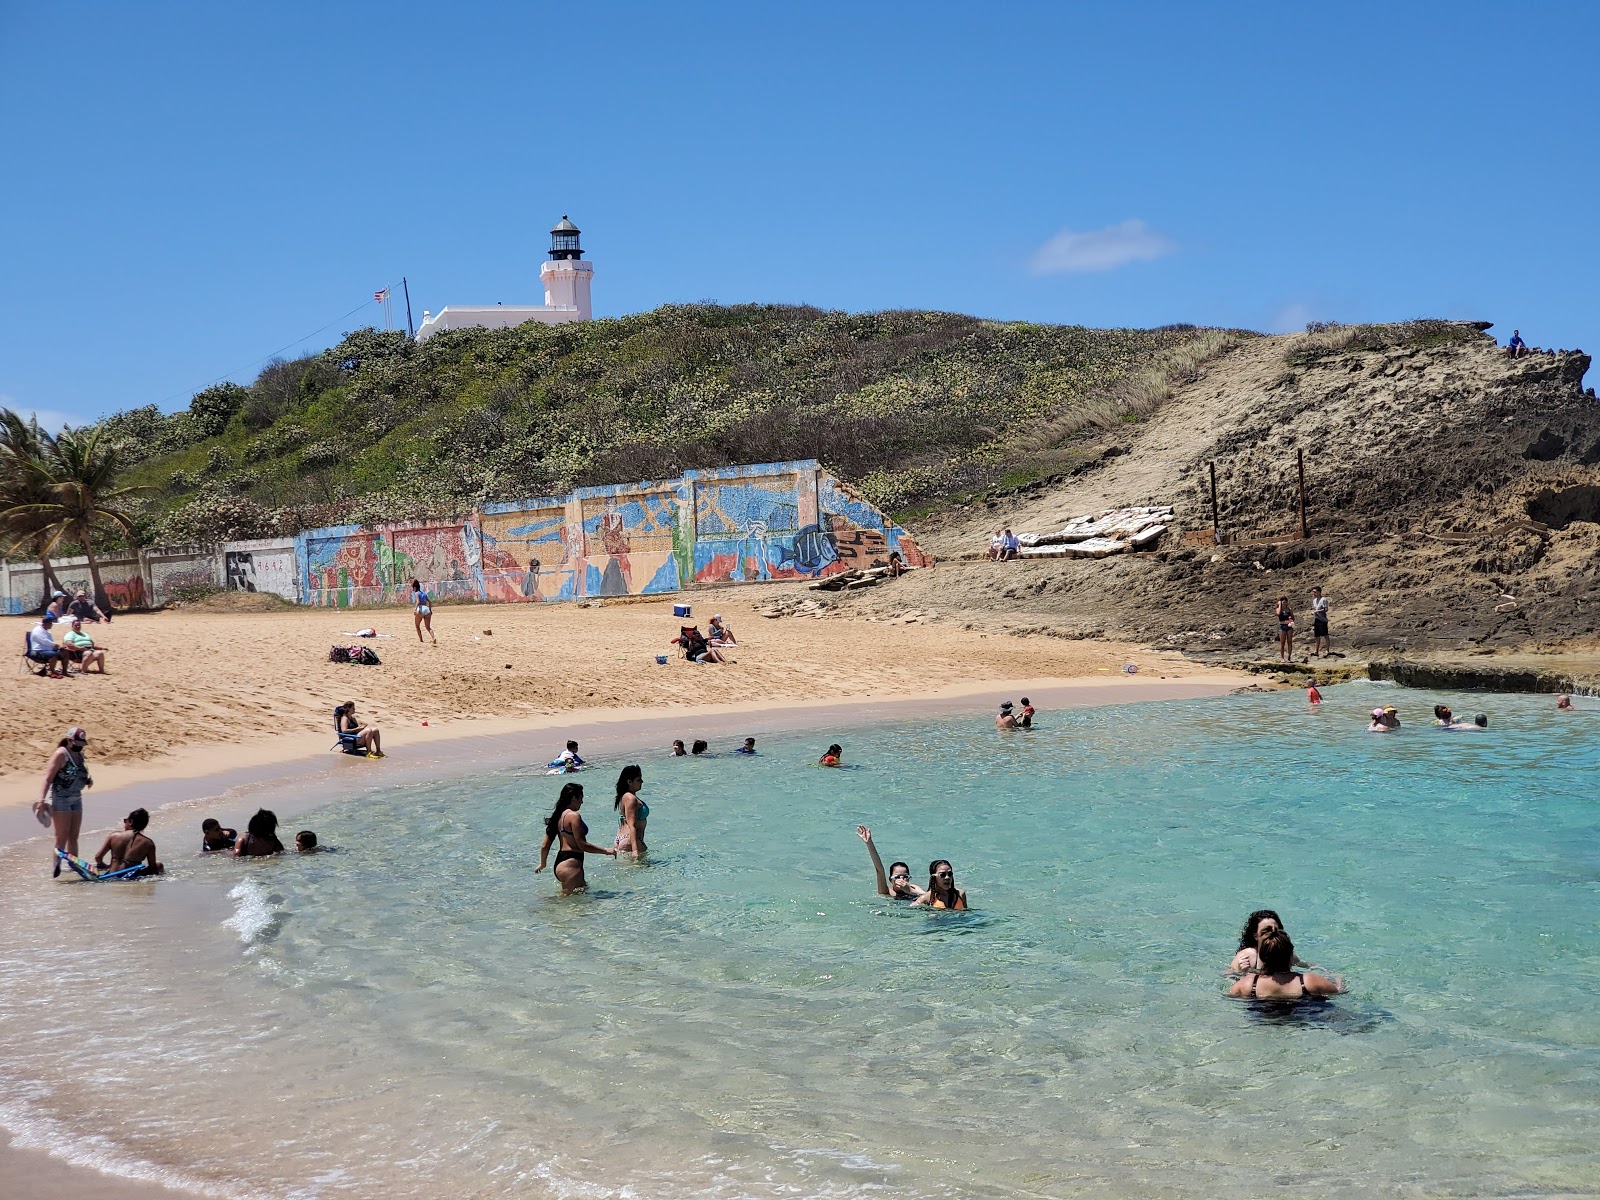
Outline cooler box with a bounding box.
[672,603,692,618]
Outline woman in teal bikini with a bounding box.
[613,765,648,858]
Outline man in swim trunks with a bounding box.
[1310,586,1330,657]
[996,701,1017,731]
[94,808,164,878]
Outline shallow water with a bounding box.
[1,685,1597,1198]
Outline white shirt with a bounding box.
[28,624,57,654]
[1311,596,1329,618]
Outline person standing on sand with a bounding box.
[1310,586,1330,657]
[411,579,436,644]
[34,726,92,874]
[1274,596,1295,662]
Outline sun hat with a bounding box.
[1382,705,1397,713]
[1371,708,1384,718]
[1000,701,1014,711]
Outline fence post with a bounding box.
[1209,462,1221,545]
[1297,449,1310,540]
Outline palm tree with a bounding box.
[0,410,68,601]
[1,423,146,610]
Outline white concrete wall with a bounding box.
[540,259,594,320]
[415,304,584,342]
[223,537,298,602]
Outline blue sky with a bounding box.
[2,2,1595,428]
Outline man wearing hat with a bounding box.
[996,701,1018,731]
[26,613,68,677]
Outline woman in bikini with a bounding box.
[1228,929,1343,1000]
[34,725,92,874]
[234,809,285,857]
[536,782,616,894]
[1228,909,1310,974]
[411,579,436,645]
[613,765,648,859]
[913,859,968,910]
[93,808,165,878]
[1274,596,1295,663]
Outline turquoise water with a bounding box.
[1,685,1598,1198]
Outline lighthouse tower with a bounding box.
[540,216,594,321]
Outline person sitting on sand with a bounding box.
[339,701,384,758]
[295,831,320,853]
[857,826,926,901]
[26,614,67,677]
[94,808,164,878]
[69,589,109,624]
[912,859,968,910]
[1556,694,1574,711]
[234,809,285,857]
[535,781,616,894]
[46,592,71,624]
[988,528,1005,562]
[819,743,844,767]
[691,740,708,756]
[996,701,1018,731]
[1229,909,1311,974]
[707,614,737,646]
[735,737,756,754]
[61,618,107,673]
[669,739,687,756]
[201,818,237,852]
[1228,929,1344,1000]
[1368,705,1399,732]
[1445,713,1489,730]
[1433,705,1454,726]
[680,625,727,664]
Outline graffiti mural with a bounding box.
[224,540,298,601]
[817,472,932,570]
[479,502,574,602]
[302,528,385,608]
[579,488,681,598]
[692,471,816,584]
[147,555,220,606]
[389,523,482,602]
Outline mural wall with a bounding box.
[2,460,932,614]
[223,538,298,602]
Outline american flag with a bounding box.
[374,287,390,303]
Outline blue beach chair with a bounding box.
[331,705,365,755]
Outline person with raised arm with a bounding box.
[856,826,925,901]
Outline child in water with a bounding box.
[1306,680,1322,707]
[1019,698,1035,728]
[201,818,237,852]
[295,831,320,853]
[819,744,843,767]
[736,738,757,755]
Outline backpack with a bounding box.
[328,645,352,663]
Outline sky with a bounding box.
[2,2,1596,428]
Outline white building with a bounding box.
[415,216,594,342]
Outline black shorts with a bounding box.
[1313,618,1329,637]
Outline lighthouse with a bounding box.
[415,215,596,341]
[539,216,594,320]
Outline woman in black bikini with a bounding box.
[535,782,616,895]
[1228,929,1343,1000]
[234,809,285,857]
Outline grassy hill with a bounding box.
[107,304,1240,543]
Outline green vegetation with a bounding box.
[1283,319,1483,369]
[0,414,146,605]
[84,305,1246,541]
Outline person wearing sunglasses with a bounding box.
[913,859,968,910]
[35,725,93,873]
[856,826,925,901]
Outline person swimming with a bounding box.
[819,743,843,767]
[691,740,708,756]
[1433,704,1454,726]
[735,738,757,754]
[669,739,687,756]
[1444,713,1489,730]
[1556,694,1574,711]
[295,831,320,853]
[1228,929,1344,1000]
[201,818,237,852]
[856,825,925,901]
[912,859,967,910]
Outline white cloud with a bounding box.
[0,394,85,432]
[1029,219,1175,275]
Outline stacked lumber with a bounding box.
[1016,506,1172,559]
[808,565,898,591]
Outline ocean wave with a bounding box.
[223,878,278,945]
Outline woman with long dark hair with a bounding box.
[1229,909,1309,974]
[913,859,968,910]
[613,765,648,859]
[1229,929,1344,1000]
[411,578,436,645]
[234,809,285,857]
[34,725,92,874]
[536,782,615,894]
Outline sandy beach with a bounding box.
[1,586,1241,806]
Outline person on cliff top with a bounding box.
[1506,329,1527,358]
[1310,586,1331,657]
[1002,528,1021,559]
[1274,597,1295,663]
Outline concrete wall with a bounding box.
[223,537,298,602]
[2,460,931,614]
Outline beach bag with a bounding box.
[328,645,352,663]
[354,645,381,666]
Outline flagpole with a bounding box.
[402,277,415,339]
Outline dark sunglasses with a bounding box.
[935,870,953,878]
